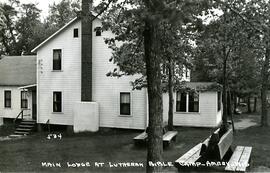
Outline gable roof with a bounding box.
[31,17,79,52]
[31,12,100,53]
[0,55,36,86]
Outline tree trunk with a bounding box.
[253,97,257,113]
[144,15,163,173]
[228,89,235,131]
[261,47,270,127]
[247,95,251,113]
[168,58,174,131]
[222,58,228,128]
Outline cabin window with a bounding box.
[176,91,199,112]
[21,91,28,109]
[4,90,11,108]
[189,92,199,112]
[53,92,62,112]
[95,27,102,36]
[73,28,79,38]
[218,92,221,111]
[120,92,130,115]
[53,49,62,70]
[176,92,186,112]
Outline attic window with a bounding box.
[95,27,102,36]
[74,28,79,38]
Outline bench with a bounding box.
[175,127,237,171]
[225,146,252,172]
[133,131,148,145]
[175,143,202,169]
[163,131,178,147]
[134,128,178,147]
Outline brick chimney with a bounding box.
[81,0,93,101]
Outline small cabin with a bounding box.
[0,56,37,125]
[162,82,222,127]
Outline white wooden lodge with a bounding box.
[29,13,222,132]
[0,2,222,131]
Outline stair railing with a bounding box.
[46,119,51,133]
[13,110,24,126]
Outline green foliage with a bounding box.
[0,0,80,56]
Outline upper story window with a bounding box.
[120,92,130,115]
[53,49,62,70]
[73,28,78,38]
[53,92,62,112]
[95,27,102,36]
[176,91,199,113]
[21,91,28,109]
[4,90,11,108]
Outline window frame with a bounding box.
[52,49,62,71]
[120,92,131,116]
[176,91,200,113]
[188,91,199,112]
[53,91,62,113]
[21,91,28,109]
[73,28,79,38]
[4,90,11,108]
[176,91,187,112]
[95,27,102,36]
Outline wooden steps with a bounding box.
[9,119,36,138]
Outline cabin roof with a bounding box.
[178,82,222,92]
[0,55,36,86]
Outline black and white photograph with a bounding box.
[0,0,269,172]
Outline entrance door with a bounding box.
[32,90,37,120]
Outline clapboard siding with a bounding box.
[92,19,146,129]
[0,86,32,119]
[37,19,147,129]
[37,20,81,125]
[163,91,220,127]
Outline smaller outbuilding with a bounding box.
[0,55,37,125]
[162,82,223,128]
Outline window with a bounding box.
[53,92,62,112]
[185,68,189,78]
[53,49,62,70]
[218,92,221,111]
[95,27,102,36]
[21,91,28,108]
[120,92,130,115]
[176,92,186,112]
[176,91,199,112]
[73,28,78,38]
[4,90,11,108]
[189,92,199,112]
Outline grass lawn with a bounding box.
[0,114,269,172]
[0,127,212,172]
